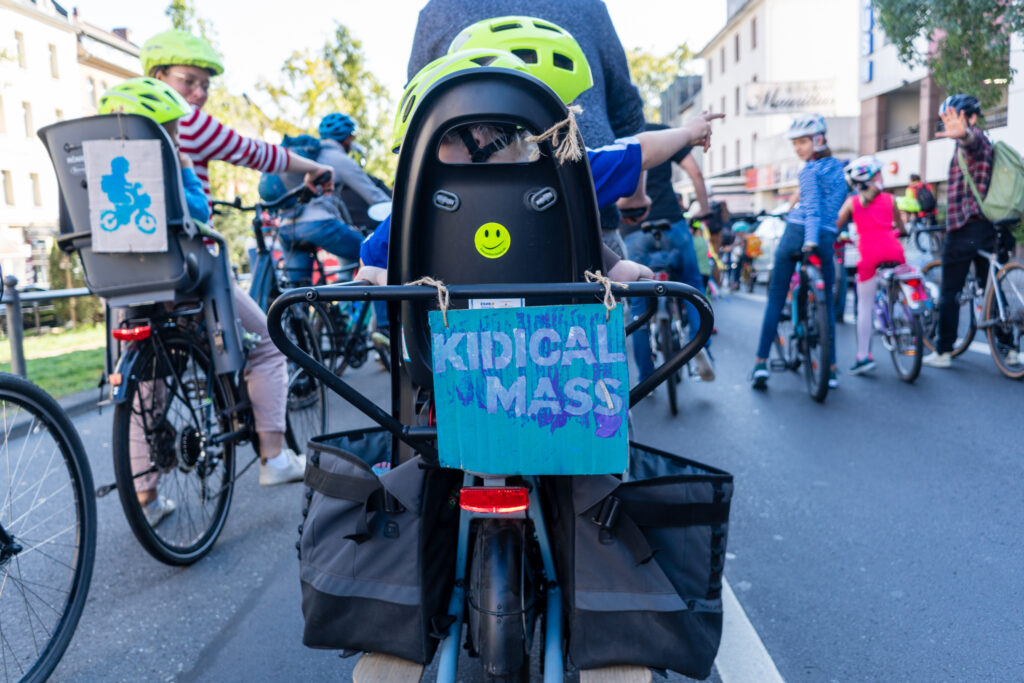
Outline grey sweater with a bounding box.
[407,0,646,228]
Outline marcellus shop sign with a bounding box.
[744,80,836,116]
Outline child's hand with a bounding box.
[687,111,724,152]
[608,259,654,282]
[356,264,388,286]
[178,152,193,169]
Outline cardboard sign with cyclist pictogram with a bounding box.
[83,140,168,253]
[429,303,629,475]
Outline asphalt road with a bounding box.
[49,290,1023,682]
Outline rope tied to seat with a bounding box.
[406,276,451,327]
[525,105,584,164]
[585,270,624,321]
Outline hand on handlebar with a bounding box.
[802,242,818,253]
[304,166,334,194]
[608,259,654,282]
[617,194,652,225]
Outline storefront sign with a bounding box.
[745,81,835,116]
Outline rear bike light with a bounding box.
[111,325,151,342]
[655,271,670,281]
[808,253,822,268]
[459,486,529,514]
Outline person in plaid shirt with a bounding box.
[923,94,995,368]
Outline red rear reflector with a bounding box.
[112,325,151,342]
[655,271,670,281]
[808,254,822,268]
[459,487,529,514]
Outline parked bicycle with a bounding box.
[908,219,945,259]
[870,263,929,382]
[0,272,97,682]
[921,224,1024,378]
[770,250,833,402]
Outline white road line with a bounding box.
[967,340,991,356]
[716,577,785,683]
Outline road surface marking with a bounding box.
[717,577,785,683]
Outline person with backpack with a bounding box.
[907,173,938,225]
[923,94,998,368]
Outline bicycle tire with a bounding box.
[888,288,924,383]
[802,287,830,402]
[773,307,798,370]
[984,261,1024,379]
[0,373,96,683]
[658,316,679,416]
[921,259,976,356]
[112,334,235,565]
[280,305,328,452]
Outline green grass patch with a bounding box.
[1,347,105,398]
[0,324,106,364]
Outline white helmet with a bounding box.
[785,113,828,150]
[845,155,882,187]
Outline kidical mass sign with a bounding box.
[430,303,629,475]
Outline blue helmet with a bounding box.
[938,94,981,118]
[318,113,356,141]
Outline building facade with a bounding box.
[0,0,139,286]
[691,0,861,211]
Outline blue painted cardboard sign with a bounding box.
[429,303,629,475]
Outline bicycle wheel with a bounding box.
[888,289,924,383]
[306,301,342,375]
[281,306,328,453]
[657,316,679,416]
[112,334,235,565]
[921,260,976,356]
[984,262,1024,379]
[0,373,96,682]
[802,287,830,402]
[772,306,798,371]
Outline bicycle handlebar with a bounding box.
[211,171,332,214]
[267,280,713,457]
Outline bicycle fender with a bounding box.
[110,344,140,405]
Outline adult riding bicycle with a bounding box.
[38,113,327,565]
[0,271,97,682]
[922,223,1024,378]
[770,250,833,402]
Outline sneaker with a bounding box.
[923,351,952,368]
[751,361,769,390]
[260,448,307,486]
[371,331,390,349]
[828,370,839,389]
[1005,349,1020,366]
[143,495,175,528]
[848,357,876,375]
[694,348,716,382]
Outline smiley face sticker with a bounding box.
[474,222,511,259]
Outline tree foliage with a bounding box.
[873,0,1024,109]
[256,24,396,180]
[626,44,695,122]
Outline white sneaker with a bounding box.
[694,348,716,382]
[143,496,175,528]
[923,351,952,368]
[260,448,307,486]
[1006,349,1020,366]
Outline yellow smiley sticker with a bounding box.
[474,222,511,259]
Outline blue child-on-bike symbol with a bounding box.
[99,156,157,234]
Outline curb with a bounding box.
[57,387,105,418]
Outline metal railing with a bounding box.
[0,275,94,377]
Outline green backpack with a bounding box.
[957,139,1024,240]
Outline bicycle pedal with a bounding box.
[768,360,787,371]
[96,482,117,498]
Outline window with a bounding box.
[55,108,64,122]
[708,57,713,84]
[2,171,13,206]
[22,102,32,138]
[736,139,741,167]
[734,34,740,63]
[87,78,97,107]
[29,173,41,206]
[0,95,5,133]
[14,31,25,68]
[721,145,726,170]
[720,96,726,116]
[720,47,725,73]
[752,132,758,164]
[751,17,757,49]
[735,86,740,116]
[48,44,58,78]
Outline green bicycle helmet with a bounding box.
[98,77,192,124]
[140,29,225,77]
[390,49,531,153]
[448,16,593,104]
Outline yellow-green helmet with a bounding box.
[390,49,530,153]
[140,29,224,77]
[98,77,192,124]
[448,16,593,105]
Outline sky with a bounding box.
[70,0,726,108]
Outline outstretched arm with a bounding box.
[635,113,723,170]
[679,154,709,217]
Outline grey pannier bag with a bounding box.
[544,442,733,679]
[299,428,461,663]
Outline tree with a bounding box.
[626,44,695,122]
[873,0,1024,109]
[256,24,396,180]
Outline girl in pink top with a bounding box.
[836,156,905,374]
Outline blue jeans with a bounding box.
[624,218,709,380]
[278,218,388,332]
[756,223,836,364]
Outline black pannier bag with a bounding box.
[299,428,461,663]
[544,443,733,679]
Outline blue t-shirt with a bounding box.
[359,137,642,268]
[182,167,210,223]
[787,156,846,245]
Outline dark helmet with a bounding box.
[938,94,981,118]
[318,113,356,141]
